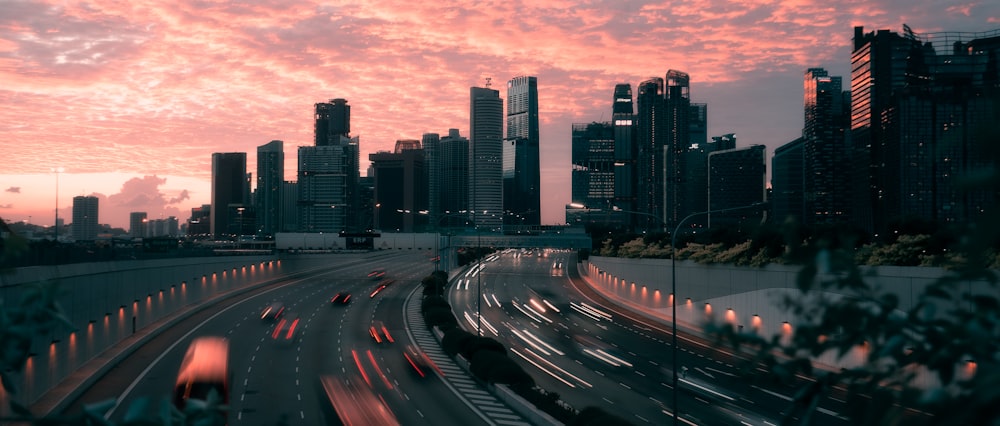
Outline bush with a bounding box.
[423,305,458,330]
[421,295,450,314]
[460,336,506,360]
[441,328,475,357]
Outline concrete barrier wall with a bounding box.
[0,255,280,407]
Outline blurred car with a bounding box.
[260,302,285,321]
[403,344,435,378]
[330,292,352,305]
[271,316,300,346]
[369,284,387,298]
[368,269,386,280]
[369,320,394,344]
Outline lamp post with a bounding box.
[236,207,245,249]
[669,201,766,424]
[51,167,64,241]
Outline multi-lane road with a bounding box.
[451,249,852,425]
[59,248,854,425]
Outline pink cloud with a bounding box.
[2,0,998,226]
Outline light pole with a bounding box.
[669,201,766,424]
[51,167,64,241]
[236,207,245,249]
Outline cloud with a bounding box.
[5,187,19,193]
[0,204,12,209]
[102,175,185,227]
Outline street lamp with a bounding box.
[236,207,245,249]
[669,201,766,424]
[51,167,64,241]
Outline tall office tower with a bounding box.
[681,103,709,226]
[314,98,350,146]
[71,195,99,241]
[370,141,427,232]
[771,137,806,225]
[503,76,541,227]
[635,77,665,230]
[256,140,284,236]
[469,86,504,230]
[850,26,927,234]
[612,84,637,219]
[664,70,692,228]
[423,132,441,226]
[851,25,1000,234]
[708,145,767,228]
[211,152,247,239]
[298,139,359,233]
[803,68,849,226]
[571,122,615,209]
[129,212,147,237]
[282,181,298,232]
[439,129,469,227]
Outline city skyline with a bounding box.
[2,1,999,229]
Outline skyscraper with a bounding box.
[708,145,767,228]
[571,122,615,210]
[301,98,361,233]
[423,132,441,226]
[850,25,999,234]
[71,195,99,241]
[315,99,350,146]
[439,129,469,227]
[370,141,426,232]
[635,77,665,229]
[504,76,540,226]
[469,86,503,230]
[803,68,849,226]
[665,70,692,228]
[612,84,637,218]
[256,140,284,236]
[211,152,247,239]
[771,137,806,225]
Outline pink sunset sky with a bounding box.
[2,1,998,230]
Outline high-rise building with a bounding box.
[71,195,99,241]
[803,68,849,226]
[370,141,427,232]
[298,142,358,233]
[504,76,541,226]
[469,86,504,230]
[129,212,147,238]
[282,181,298,232]
[571,122,615,210]
[187,204,210,237]
[612,84,637,219]
[211,152,247,239]
[256,140,284,236]
[439,129,469,227]
[315,99,350,146]
[301,98,361,233]
[851,25,1000,234]
[665,70,692,228]
[683,132,733,228]
[635,77,665,229]
[771,137,806,225]
[708,145,767,228]
[423,133,441,226]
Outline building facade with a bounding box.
[708,145,767,228]
[803,68,850,226]
[469,86,504,230]
[612,83,637,220]
[439,129,469,227]
[571,122,615,210]
[315,99,350,146]
[71,195,99,241]
[504,76,541,226]
[256,140,284,236]
[771,137,806,225]
[370,141,427,232]
[211,152,247,239]
[129,212,147,238]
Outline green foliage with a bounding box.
[423,305,459,330]
[441,327,475,358]
[459,336,506,360]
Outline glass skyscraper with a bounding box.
[469,86,503,230]
[256,140,284,235]
[504,76,540,226]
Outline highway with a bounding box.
[54,248,856,425]
[59,251,491,425]
[450,248,851,425]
